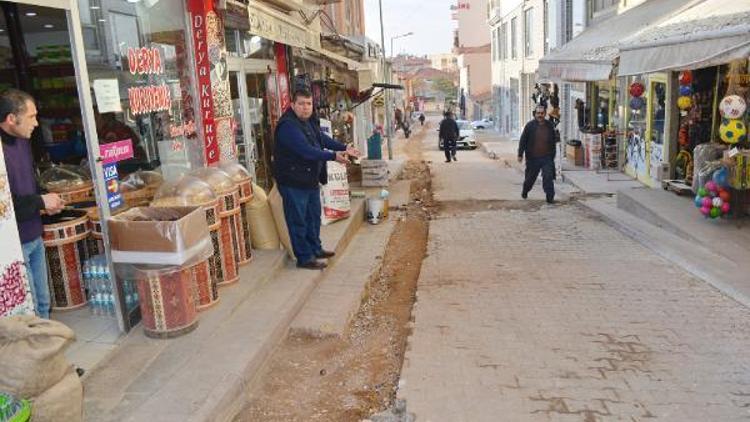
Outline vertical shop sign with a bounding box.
[188,0,219,165]
[275,43,291,112]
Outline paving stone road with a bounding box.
[397,132,750,421]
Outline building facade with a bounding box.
[452,0,492,120]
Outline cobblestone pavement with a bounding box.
[397,132,750,421]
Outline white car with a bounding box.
[438,120,477,150]
[471,118,493,130]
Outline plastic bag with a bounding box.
[692,143,726,191]
[320,162,351,226]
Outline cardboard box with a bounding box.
[566,144,584,166]
[108,206,210,265]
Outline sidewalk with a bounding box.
[81,165,408,422]
[561,160,750,308]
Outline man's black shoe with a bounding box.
[546,198,555,204]
[297,260,327,270]
[521,191,528,199]
[445,159,451,163]
[316,250,336,259]
[452,156,458,161]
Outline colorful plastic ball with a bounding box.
[677,96,693,110]
[697,187,708,197]
[629,97,645,110]
[694,195,704,208]
[705,180,718,193]
[629,82,645,97]
[719,95,747,119]
[679,70,693,85]
[710,207,721,219]
[701,197,712,208]
[700,206,711,216]
[721,203,731,214]
[679,85,693,96]
[719,118,747,144]
[712,167,729,187]
[719,190,731,202]
[712,197,723,208]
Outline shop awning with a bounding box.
[618,0,750,76]
[305,45,363,71]
[537,0,693,82]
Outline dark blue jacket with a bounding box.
[1,129,44,243]
[272,109,346,189]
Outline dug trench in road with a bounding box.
[235,122,434,421]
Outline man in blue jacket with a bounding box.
[518,105,559,204]
[1,89,65,317]
[273,90,359,270]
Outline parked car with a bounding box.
[471,118,493,130]
[438,120,477,150]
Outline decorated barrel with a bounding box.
[151,176,221,310]
[191,168,241,285]
[67,200,101,258]
[134,261,202,338]
[220,161,254,266]
[121,170,164,208]
[41,210,90,310]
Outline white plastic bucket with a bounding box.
[366,198,385,225]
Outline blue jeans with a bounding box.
[22,237,50,318]
[278,184,323,264]
[523,156,555,201]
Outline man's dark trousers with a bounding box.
[444,139,457,161]
[523,156,555,201]
[278,184,323,264]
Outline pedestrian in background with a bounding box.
[439,111,459,163]
[273,90,360,270]
[1,89,65,318]
[518,105,559,204]
[419,113,425,126]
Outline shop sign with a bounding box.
[189,1,220,165]
[247,7,309,49]
[275,44,291,112]
[124,46,171,116]
[102,164,122,210]
[99,140,133,210]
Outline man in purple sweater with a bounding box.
[1,89,65,318]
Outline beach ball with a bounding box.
[710,207,721,219]
[719,118,747,144]
[712,167,729,187]
[712,197,723,208]
[630,97,645,110]
[705,180,718,194]
[697,187,708,197]
[679,70,693,85]
[719,190,731,202]
[677,96,693,110]
[679,85,693,96]
[700,205,711,216]
[694,195,703,208]
[701,197,712,208]
[629,82,645,97]
[721,203,731,214]
[719,95,747,119]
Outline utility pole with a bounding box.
[379,0,393,160]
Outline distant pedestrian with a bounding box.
[419,113,425,126]
[518,105,559,204]
[439,111,459,163]
[273,90,360,270]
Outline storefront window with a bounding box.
[79,0,202,179]
[243,34,275,60]
[650,81,666,145]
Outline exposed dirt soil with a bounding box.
[235,126,434,422]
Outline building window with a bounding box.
[511,17,517,59]
[500,22,507,60]
[524,8,533,57]
[543,0,549,54]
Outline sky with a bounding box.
[363,0,456,57]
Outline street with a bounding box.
[396,123,750,421]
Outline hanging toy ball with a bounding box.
[705,180,718,195]
[679,70,693,85]
[629,96,645,111]
[629,82,645,97]
[719,189,731,203]
[677,96,693,110]
[709,207,721,219]
[678,126,689,146]
[697,187,708,197]
[679,85,693,96]
[694,195,704,208]
[719,118,747,144]
[712,197,723,208]
[721,202,731,214]
[700,205,711,217]
[701,197,712,208]
[719,95,747,119]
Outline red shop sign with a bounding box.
[188,0,219,165]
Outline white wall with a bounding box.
[455,0,491,48]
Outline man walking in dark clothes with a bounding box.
[518,105,559,204]
[439,111,459,162]
[273,90,360,270]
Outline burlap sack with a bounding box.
[267,185,295,260]
[246,183,281,250]
[29,367,83,422]
[0,315,75,398]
